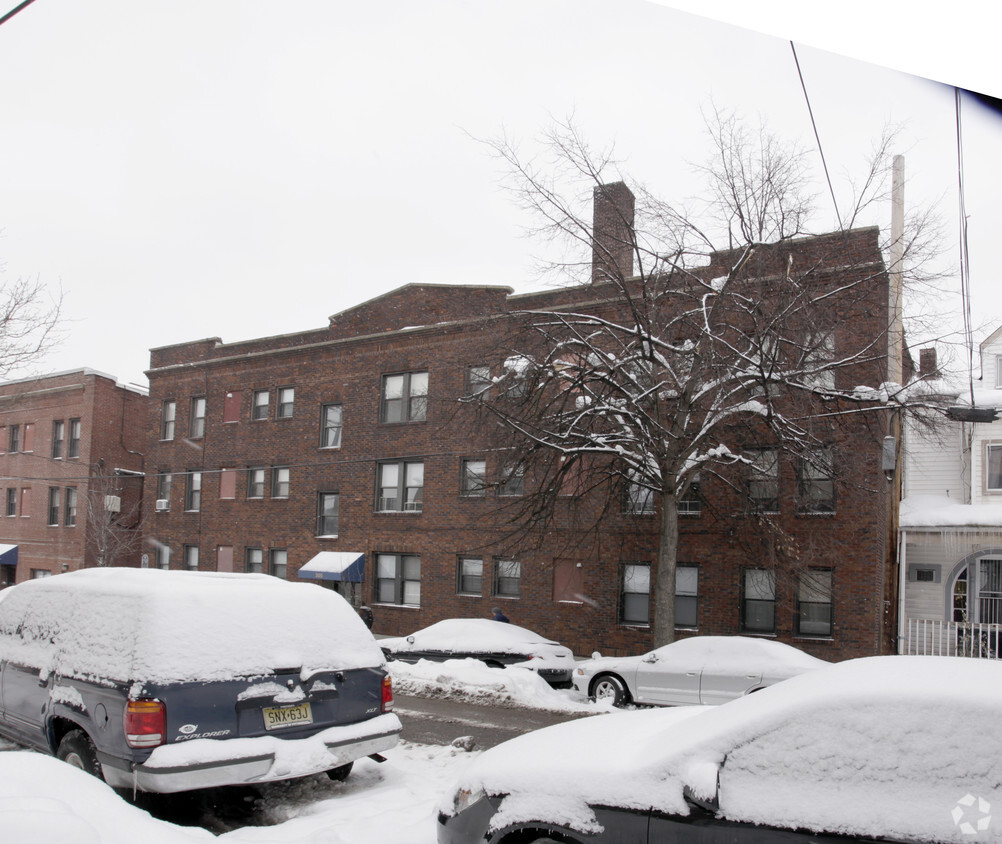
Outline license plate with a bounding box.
[262,702,313,730]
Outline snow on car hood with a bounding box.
[446,657,1002,843]
[380,618,566,655]
[0,569,385,683]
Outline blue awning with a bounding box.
[298,552,365,583]
[0,544,17,567]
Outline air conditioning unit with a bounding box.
[154,499,169,512]
[104,495,121,513]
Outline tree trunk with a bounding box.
[651,491,679,646]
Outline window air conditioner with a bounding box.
[154,499,169,512]
[105,495,122,513]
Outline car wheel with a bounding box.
[56,730,103,780]
[591,674,629,706]
[325,762,354,782]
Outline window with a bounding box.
[270,549,288,578]
[457,557,483,595]
[620,563,650,624]
[185,471,202,511]
[277,387,295,419]
[376,553,421,605]
[802,332,836,391]
[797,449,835,514]
[499,464,524,497]
[20,487,30,516]
[252,390,269,420]
[317,492,339,536]
[742,569,776,633]
[271,466,290,499]
[47,488,60,526]
[245,547,263,573]
[189,397,206,438]
[747,449,779,512]
[184,545,199,571]
[502,355,529,398]
[223,390,242,423]
[8,425,19,453]
[67,419,81,458]
[31,569,52,579]
[624,473,655,514]
[987,444,1002,492]
[155,543,170,570]
[494,559,520,598]
[996,356,1002,389]
[219,467,236,499]
[461,458,487,497]
[52,420,64,459]
[465,364,491,397]
[161,401,176,441]
[320,404,343,448]
[377,461,424,512]
[156,472,172,509]
[381,371,428,423]
[247,467,266,499]
[676,565,699,628]
[22,423,33,452]
[796,569,833,637]
[678,474,702,516]
[553,560,584,603]
[6,488,16,517]
[64,487,77,527]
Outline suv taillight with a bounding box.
[125,699,166,748]
[381,675,394,713]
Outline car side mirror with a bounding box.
[406,635,415,645]
[591,651,602,660]
[643,653,658,663]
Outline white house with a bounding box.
[899,330,1002,658]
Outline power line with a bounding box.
[0,0,38,27]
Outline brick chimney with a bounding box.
[591,181,635,284]
[919,347,938,378]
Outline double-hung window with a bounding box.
[457,557,483,595]
[461,458,487,497]
[252,390,269,420]
[47,488,60,526]
[797,449,835,514]
[381,372,428,423]
[245,547,263,573]
[678,474,702,516]
[6,488,16,517]
[987,444,1002,492]
[277,387,294,419]
[156,543,170,570]
[156,472,172,510]
[8,425,19,453]
[270,549,287,578]
[317,492,339,536]
[377,461,424,512]
[52,420,64,459]
[624,472,655,514]
[64,488,77,527]
[747,449,779,512]
[676,565,699,628]
[620,563,650,624]
[320,404,343,448]
[499,464,524,497]
[465,365,491,398]
[185,471,202,511]
[189,397,206,439]
[184,545,199,570]
[67,419,81,458]
[376,553,421,605]
[796,569,833,637]
[271,466,290,499]
[247,467,266,499]
[161,401,176,441]
[494,559,520,598]
[742,569,776,633]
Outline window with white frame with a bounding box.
[245,547,263,573]
[6,488,16,517]
[381,372,428,423]
[802,331,836,391]
[994,356,1002,389]
[494,559,520,598]
[376,553,421,605]
[8,425,19,453]
[461,458,487,497]
[620,563,650,624]
[269,549,287,578]
[465,364,491,397]
[678,473,702,516]
[185,471,202,511]
[987,444,1002,492]
[52,420,64,459]
[377,461,424,512]
[156,543,170,570]
[271,466,290,499]
[67,419,81,458]
[184,545,199,570]
[797,449,835,514]
[676,565,699,628]
[746,449,779,512]
[796,569,833,637]
[247,466,266,499]
[189,397,206,439]
[499,464,524,497]
[277,387,295,419]
[47,488,60,526]
[320,404,343,449]
[457,556,483,595]
[64,487,77,527]
[252,390,269,420]
[742,568,776,633]
[161,401,176,441]
[624,473,655,514]
[502,355,529,397]
[317,492,339,536]
[157,472,171,509]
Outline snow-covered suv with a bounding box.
[0,568,400,793]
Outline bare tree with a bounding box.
[84,466,144,568]
[0,272,63,378]
[471,116,941,646]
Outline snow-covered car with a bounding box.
[440,655,1002,844]
[572,635,827,706]
[0,568,400,793]
[380,619,575,687]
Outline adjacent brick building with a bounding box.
[143,187,899,660]
[0,370,147,584]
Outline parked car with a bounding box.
[380,619,575,687]
[440,655,1002,843]
[572,635,827,706]
[0,568,400,793]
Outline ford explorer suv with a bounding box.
[0,568,400,793]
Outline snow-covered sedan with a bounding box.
[572,635,826,706]
[380,619,574,687]
[439,655,1002,844]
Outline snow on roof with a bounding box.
[900,494,1002,529]
[0,568,384,683]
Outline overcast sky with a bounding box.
[1,0,999,390]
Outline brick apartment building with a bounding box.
[0,370,147,585]
[143,187,899,660]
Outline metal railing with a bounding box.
[906,619,1002,659]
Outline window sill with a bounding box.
[619,622,650,629]
[372,602,421,610]
[316,534,339,540]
